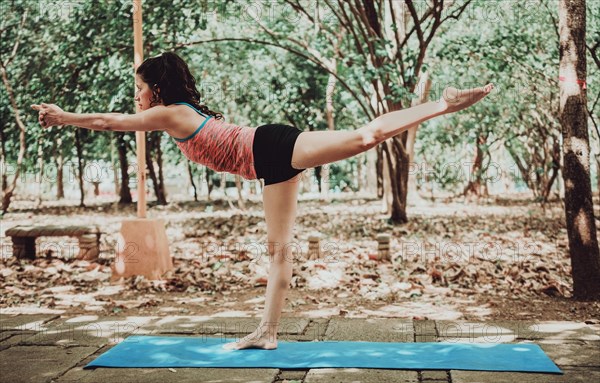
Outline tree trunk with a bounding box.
[314,166,322,193]
[56,154,64,199]
[35,135,44,207]
[206,167,213,201]
[407,72,432,206]
[145,134,159,201]
[0,114,7,192]
[381,150,393,214]
[381,131,410,223]
[117,132,132,204]
[559,0,600,300]
[321,69,337,201]
[234,174,246,210]
[356,153,363,192]
[596,154,600,197]
[220,173,226,197]
[187,160,198,202]
[366,148,377,195]
[154,133,167,204]
[55,136,64,199]
[541,140,561,202]
[110,134,120,196]
[376,145,384,199]
[221,173,235,209]
[74,129,85,207]
[145,133,166,205]
[463,132,488,200]
[0,59,27,214]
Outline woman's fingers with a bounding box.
[31,103,60,128]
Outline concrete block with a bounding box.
[78,367,278,382]
[325,318,414,342]
[305,368,418,382]
[0,314,59,331]
[451,367,600,383]
[0,345,97,383]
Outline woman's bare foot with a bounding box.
[222,329,278,351]
[440,83,494,114]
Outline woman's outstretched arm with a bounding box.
[31,103,174,133]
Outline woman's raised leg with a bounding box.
[222,173,302,350]
[290,84,494,170]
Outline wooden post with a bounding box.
[133,0,146,218]
[77,234,99,261]
[308,232,321,260]
[112,0,173,280]
[376,233,391,261]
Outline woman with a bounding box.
[32,51,493,351]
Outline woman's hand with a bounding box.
[31,103,65,128]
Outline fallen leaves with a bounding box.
[0,196,581,319]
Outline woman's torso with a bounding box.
[169,102,257,180]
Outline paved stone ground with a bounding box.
[0,314,598,382]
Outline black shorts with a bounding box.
[252,124,306,186]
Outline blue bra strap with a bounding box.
[173,102,209,117]
[172,115,212,143]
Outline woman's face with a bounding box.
[134,75,161,110]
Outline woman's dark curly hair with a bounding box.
[136,51,223,120]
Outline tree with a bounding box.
[180,0,473,223]
[559,0,600,300]
[0,7,29,214]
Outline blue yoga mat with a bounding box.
[84,336,562,374]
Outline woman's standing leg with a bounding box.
[223,173,302,350]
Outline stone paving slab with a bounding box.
[436,334,523,343]
[69,367,279,383]
[435,320,600,341]
[324,318,414,342]
[0,329,35,343]
[27,315,309,336]
[54,344,113,382]
[451,367,600,383]
[116,315,307,335]
[304,368,419,382]
[15,316,159,347]
[0,314,60,331]
[434,339,598,368]
[189,317,310,335]
[0,331,37,351]
[277,368,308,382]
[18,329,110,348]
[297,318,330,340]
[415,335,437,342]
[0,315,597,383]
[520,321,600,341]
[53,337,279,382]
[0,345,98,383]
[435,321,539,339]
[537,340,600,367]
[413,320,437,336]
[420,369,450,381]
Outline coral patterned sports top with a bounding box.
[170,102,258,180]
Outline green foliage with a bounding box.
[2,0,598,199]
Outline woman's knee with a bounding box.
[266,239,299,263]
